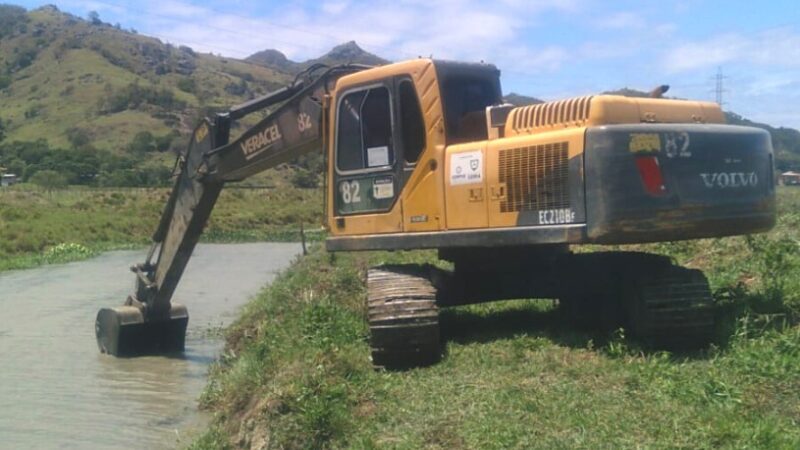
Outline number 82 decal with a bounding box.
[340,180,361,204]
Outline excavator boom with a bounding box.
[96,65,366,356]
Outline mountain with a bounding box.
[1,4,798,173]
[246,41,388,74]
[504,92,544,106]
[0,5,292,150]
[245,49,299,73]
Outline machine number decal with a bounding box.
[340,180,362,204]
[664,132,691,158]
[538,208,576,225]
[450,151,483,185]
[297,113,312,132]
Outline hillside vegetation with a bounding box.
[1,4,799,187]
[0,5,385,188]
[0,4,292,149]
[192,188,800,449]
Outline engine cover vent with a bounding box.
[499,142,570,213]
[508,96,593,134]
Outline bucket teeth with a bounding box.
[95,303,188,356]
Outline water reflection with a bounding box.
[0,243,300,449]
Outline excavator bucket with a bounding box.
[95,303,188,357]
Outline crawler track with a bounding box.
[367,265,440,368]
[627,265,715,348]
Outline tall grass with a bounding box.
[191,189,800,449]
[0,185,322,270]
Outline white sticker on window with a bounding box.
[450,151,483,185]
[373,177,394,199]
[367,146,390,167]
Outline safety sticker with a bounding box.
[372,177,394,199]
[450,151,483,185]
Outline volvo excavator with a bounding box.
[96,59,775,367]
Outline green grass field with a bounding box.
[0,184,323,270]
[192,188,800,449]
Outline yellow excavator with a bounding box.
[96,59,775,367]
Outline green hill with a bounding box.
[0,5,294,150]
[2,4,799,181]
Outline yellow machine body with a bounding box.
[323,59,767,252]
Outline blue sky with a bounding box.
[14,0,800,129]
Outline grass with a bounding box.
[191,188,800,449]
[0,185,323,271]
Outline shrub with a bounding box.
[30,169,68,191]
[177,77,196,93]
[43,243,95,264]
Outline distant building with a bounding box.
[1,173,18,187]
[780,171,800,186]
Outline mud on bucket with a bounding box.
[95,304,189,357]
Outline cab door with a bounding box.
[331,81,404,235]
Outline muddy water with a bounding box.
[0,243,301,449]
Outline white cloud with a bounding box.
[129,0,584,66]
[662,28,800,73]
[321,1,349,15]
[596,12,644,30]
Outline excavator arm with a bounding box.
[96,64,366,356]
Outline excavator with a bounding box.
[96,58,775,367]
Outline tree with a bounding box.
[66,127,91,149]
[0,5,28,38]
[0,118,5,143]
[127,131,155,154]
[30,170,68,192]
[291,168,319,188]
[88,11,102,25]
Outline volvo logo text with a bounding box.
[700,172,758,189]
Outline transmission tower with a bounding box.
[714,66,728,106]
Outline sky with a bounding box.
[13,0,800,129]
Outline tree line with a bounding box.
[0,131,177,188]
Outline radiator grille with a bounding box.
[499,142,570,213]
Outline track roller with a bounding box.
[367,265,440,369]
[95,302,189,356]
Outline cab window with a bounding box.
[441,76,498,143]
[336,86,394,172]
[398,80,426,164]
